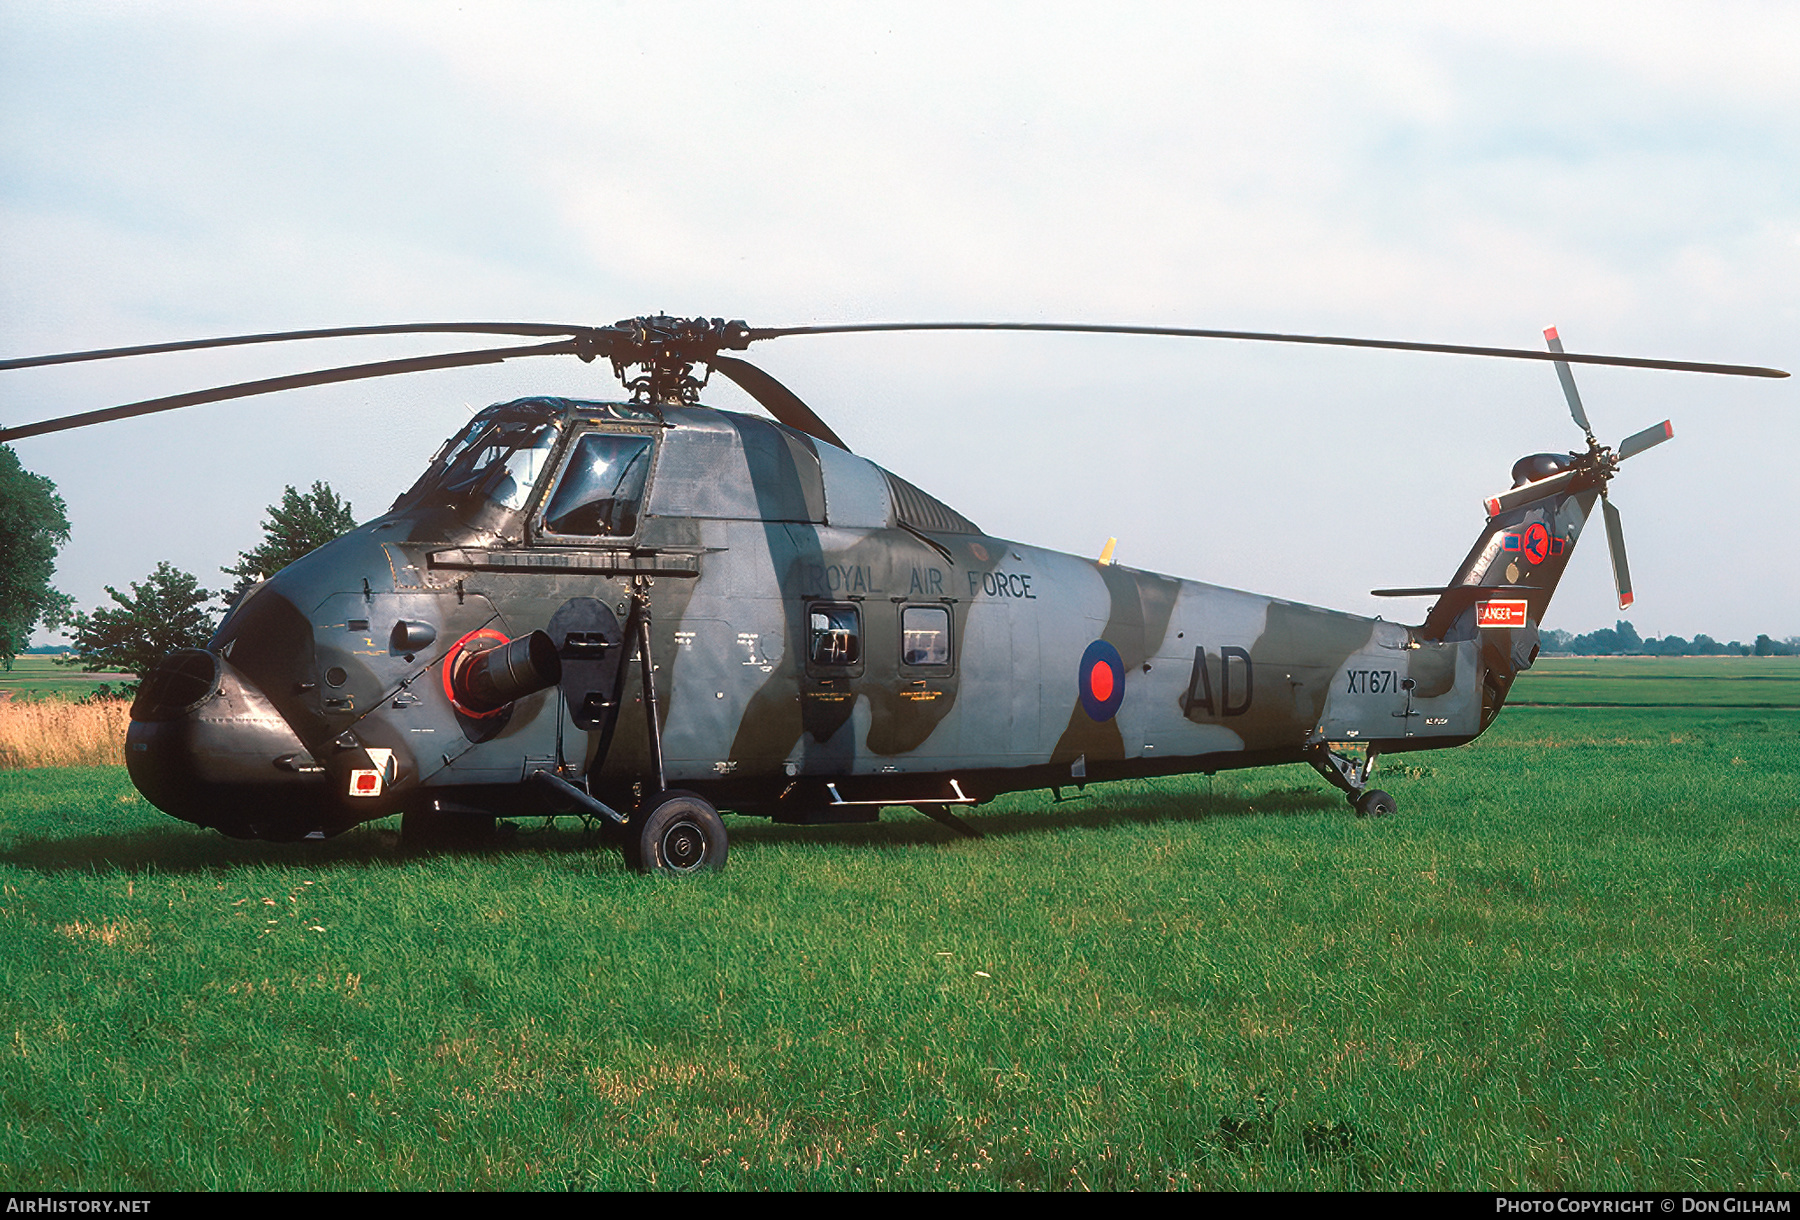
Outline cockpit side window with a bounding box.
[394,409,561,519]
[441,421,560,511]
[540,432,657,539]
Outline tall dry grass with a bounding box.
[0,697,130,768]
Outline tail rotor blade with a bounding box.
[1484,468,1580,517]
[1544,326,1595,440]
[1602,495,1634,609]
[1618,419,1674,460]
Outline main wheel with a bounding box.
[630,790,728,875]
[1354,788,1397,818]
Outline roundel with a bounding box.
[1521,522,1550,565]
[1078,639,1126,722]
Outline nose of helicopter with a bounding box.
[126,648,350,840]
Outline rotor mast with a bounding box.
[592,315,753,405]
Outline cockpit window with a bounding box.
[541,432,657,538]
[439,420,561,511]
[397,407,561,518]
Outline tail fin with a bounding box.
[1388,327,1685,732]
[1421,476,1601,717]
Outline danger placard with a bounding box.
[347,748,396,797]
[1476,600,1529,629]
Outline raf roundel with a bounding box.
[1522,522,1550,565]
[1078,639,1127,722]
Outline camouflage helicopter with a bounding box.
[1,318,1785,872]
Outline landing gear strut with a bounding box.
[1305,740,1397,818]
[617,581,728,875]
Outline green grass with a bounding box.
[1513,655,1800,707]
[0,655,130,702]
[0,682,1796,1188]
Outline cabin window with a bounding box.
[900,605,951,668]
[808,603,861,668]
[541,432,656,538]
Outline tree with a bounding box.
[0,443,74,670]
[63,562,217,681]
[221,482,355,598]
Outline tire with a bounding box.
[630,790,728,875]
[1354,788,1397,818]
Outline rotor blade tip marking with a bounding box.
[1544,326,1559,342]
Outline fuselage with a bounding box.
[126,396,1541,841]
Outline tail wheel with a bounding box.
[629,790,728,875]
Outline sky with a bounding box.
[2,1,1795,644]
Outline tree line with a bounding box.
[1,440,354,686]
[1542,622,1800,657]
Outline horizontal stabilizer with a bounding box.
[1371,585,1539,598]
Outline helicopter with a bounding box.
[1,317,1786,872]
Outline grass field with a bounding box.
[0,662,1796,1190]
[1513,656,1800,708]
[0,655,132,702]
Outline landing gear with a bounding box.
[1305,740,1399,818]
[627,790,729,875]
[611,584,728,873]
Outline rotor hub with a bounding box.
[600,315,752,405]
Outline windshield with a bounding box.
[396,405,561,518]
[440,419,560,511]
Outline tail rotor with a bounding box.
[1535,326,1675,610]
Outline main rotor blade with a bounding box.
[1543,326,1595,438]
[0,338,580,442]
[0,322,597,372]
[1618,419,1674,460]
[1602,496,1634,610]
[747,321,1790,379]
[710,355,850,451]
